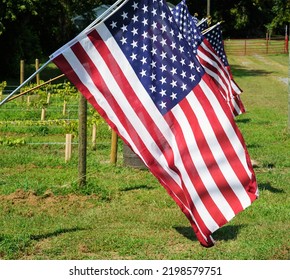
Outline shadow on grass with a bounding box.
[174,224,245,243]
[30,227,86,241]
[121,185,155,191]
[230,65,273,77]
[258,182,284,193]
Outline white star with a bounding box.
[142,4,148,13]
[180,58,186,65]
[170,41,176,50]
[151,48,157,55]
[161,25,167,33]
[181,83,187,91]
[131,40,138,48]
[140,69,146,77]
[160,64,167,72]
[159,89,166,96]
[130,53,137,61]
[141,44,148,52]
[121,12,128,19]
[132,27,138,36]
[160,38,167,46]
[181,70,187,78]
[140,57,147,64]
[160,76,166,84]
[151,8,157,16]
[150,73,156,80]
[170,80,177,88]
[132,15,138,22]
[160,11,166,20]
[152,21,157,29]
[121,24,127,32]
[142,18,148,26]
[170,55,177,63]
[142,31,148,39]
[160,101,167,109]
[120,37,127,45]
[151,61,157,68]
[170,92,177,100]
[170,67,177,75]
[132,2,138,9]
[189,74,196,81]
[110,21,117,28]
[150,85,156,93]
[160,51,167,59]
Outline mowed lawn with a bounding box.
[0,53,289,260]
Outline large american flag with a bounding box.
[172,0,245,116]
[50,0,258,247]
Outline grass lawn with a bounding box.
[0,54,289,260]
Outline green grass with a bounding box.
[0,54,289,260]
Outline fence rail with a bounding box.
[224,38,288,55]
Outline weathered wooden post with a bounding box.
[92,123,97,151]
[35,59,40,85]
[78,94,87,187]
[110,130,118,165]
[20,60,25,102]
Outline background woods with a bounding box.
[0,0,289,78]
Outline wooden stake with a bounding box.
[35,59,40,85]
[65,134,72,162]
[110,130,118,165]
[41,108,46,120]
[78,94,87,187]
[63,100,67,116]
[92,123,97,151]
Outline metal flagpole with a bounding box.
[0,0,127,107]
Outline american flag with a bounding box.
[204,23,230,68]
[50,0,258,247]
[172,0,245,116]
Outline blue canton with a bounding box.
[105,0,204,115]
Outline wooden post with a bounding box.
[47,91,51,104]
[63,100,67,116]
[78,94,87,187]
[35,59,40,85]
[20,60,25,84]
[92,123,97,151]
[65,134,72,162]
[41,108,46,120]
[20,60,25,102]
[110,130,118,165]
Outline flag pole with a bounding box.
[0,59,51,106]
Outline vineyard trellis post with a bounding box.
[78,93,87,187]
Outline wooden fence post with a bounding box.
[78,94,87,187]
[110,130,118,165]
[41,108,46,120]
[92,123,97,150]
[20,60,25,102]
[65,134,72,162]
[35,59,40,85]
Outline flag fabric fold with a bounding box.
[50,0,258,247]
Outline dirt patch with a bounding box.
[0,189,99,209]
